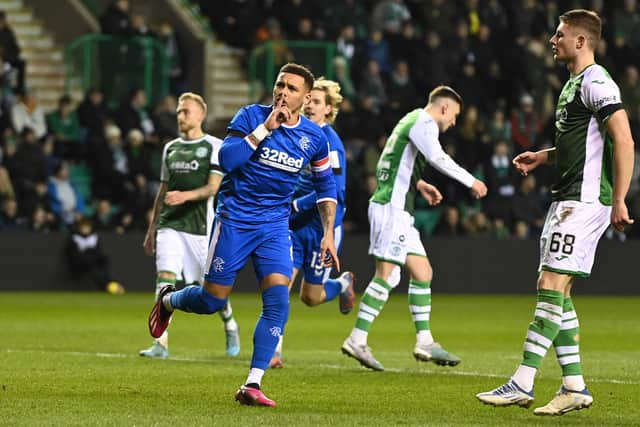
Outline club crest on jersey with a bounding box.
[195,147,208,158]
[298,136,310,152]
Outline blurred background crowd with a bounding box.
[1,0,639,240]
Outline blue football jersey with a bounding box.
[291,123,347,229]
[217,104,336,224]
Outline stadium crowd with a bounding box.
[1,0,640,239]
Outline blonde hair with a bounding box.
[178,92,207,115]
[312,78,343,124]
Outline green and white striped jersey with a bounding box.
[370,109,475,213]
[552,64,622,205]
[158,135,223,235]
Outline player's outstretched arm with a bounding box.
[144,182,168,256]
[512,147,555,176]
[164,173,223,206]
[607,109,635,231]
[416,179,443,206]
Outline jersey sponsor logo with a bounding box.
[195,147,208,158]
[298,136,310,152]
[258,147,303,172]
[593,95,619,109]
[169,160,200,171]
[591,80,605,84]
[377,160,391,181]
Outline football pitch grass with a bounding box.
[2,292,639,426]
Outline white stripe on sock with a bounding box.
[359,303,380,317]
[534,308,562,325]
[524,342,547,357]
[555,345,579,355]
[562,310,577,320]
[409,304,431,313]
[527,330,553,348]
[357,311,375,322]
[558,354,581,365]
[408,287,431,295]
[560,319,579,330]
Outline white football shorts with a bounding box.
[155,227,208,283]
[538,200,611,277]
[368,201,426,265]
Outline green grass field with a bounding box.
[2,292,639,426]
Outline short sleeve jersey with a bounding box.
[217,104,333,224]
[552,64,623,205]
[158,135,222,235]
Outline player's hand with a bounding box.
[143,229,155,256]
[416,180,443,206]
[513,151,543,176]
[164,191,188,206]
[320,235,340,272]
[265,97,291,131]
[611,200,634,232]
[470,179,488,199]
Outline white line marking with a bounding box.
[4,348,638,385]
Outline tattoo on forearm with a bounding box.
[318,201,336,232]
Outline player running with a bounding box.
[146,63,339,407]
[270,78,354,369]
[140,92,239,359]
[341,85,487,371]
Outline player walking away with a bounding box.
[140,92,240,360]
[476,9,634,416]
[146,63,339,407]
[341,85,488,371]
[269,78,355,369]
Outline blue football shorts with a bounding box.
[204,217,293,285]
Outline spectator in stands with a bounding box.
[64,216,125,294]
[29,203,55,232]
[123,128,152,227]
[336,25,356,62]
[0,197,25,230]
[386,60,418,127]
[0,162,15,202]
[370,0,411,35]
[413,31,449,95]
[77,87,109,140]
[130,13,153,37]
[93,198,130,234]
[116,88,156,143]
[99,0,131,36]
[510,93,542,153]
[358,60,387,114]
[388,21,419,63]
[152,95,178,141]
[488,109,511,145]
[46,95,82,161]
[333,57,356,104]
[619,65,640,141]
[156,22,185,96]
[511,174,545,235]
[91,123,130,204]
[483,140,516,227]
[365,29,392,74]
[324,0,370,38]
[8,127,48,218]
[0,11,25,94]
[12,92,47,140]
[433,205,464,237]
[48,161,87,228]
